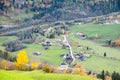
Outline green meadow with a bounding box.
[0,70,99,80]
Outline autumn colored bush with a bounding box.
[72,64,87,76]
[30,61,39,69]
[105,76,112,80]
[42,64,53,73]
[0,60,9,70]
[115,39,120,46]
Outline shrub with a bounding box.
[115,39,120,46]
[30,61,39,69]
[0,60,9,70]
[72,64,87,75]
[0,50,16,62]
[42,64,53,73]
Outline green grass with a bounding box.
[77,56,120,72]
[10,11,34,20]
[0,70,99,80]
[0,36,68,65]
[69,24,120,72]
[71,24,120,42]
[69,33,120,59]
[13,44,68,65]
[69,24,120,59]
[0,36,17,45]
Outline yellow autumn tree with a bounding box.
[16,50,28,70]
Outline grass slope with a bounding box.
[0,70,99,80]
[71,24,120,42]
[69,24,120,72]
[77,56,120,72]
[12,44,68,65]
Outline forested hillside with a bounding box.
[0,0,120,22]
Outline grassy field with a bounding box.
[0,36,68,65]
[69,24,120,72]
[0,70,99,80]
[70,24,120,42]
[21,44,68,65]
[77,56,120,72]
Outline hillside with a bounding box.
[0,1,120,80]
[0,70,99,80]
[0,0,120,24]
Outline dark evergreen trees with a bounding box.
[112,71,120,80]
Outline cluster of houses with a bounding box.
[59,51,90,70]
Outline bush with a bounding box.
[41,64,53,73]
[0,50,16,62]
[30,61,39,69]
[115,39,120,46]
[72,64,87,75]
[0,60,9,70]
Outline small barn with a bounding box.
[33,51,41,56]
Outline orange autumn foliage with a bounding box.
[115,39,120,46]
[73,64,87,76]
[105,76,112,80]
[80,65,87,76]
[0,60,9,70]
